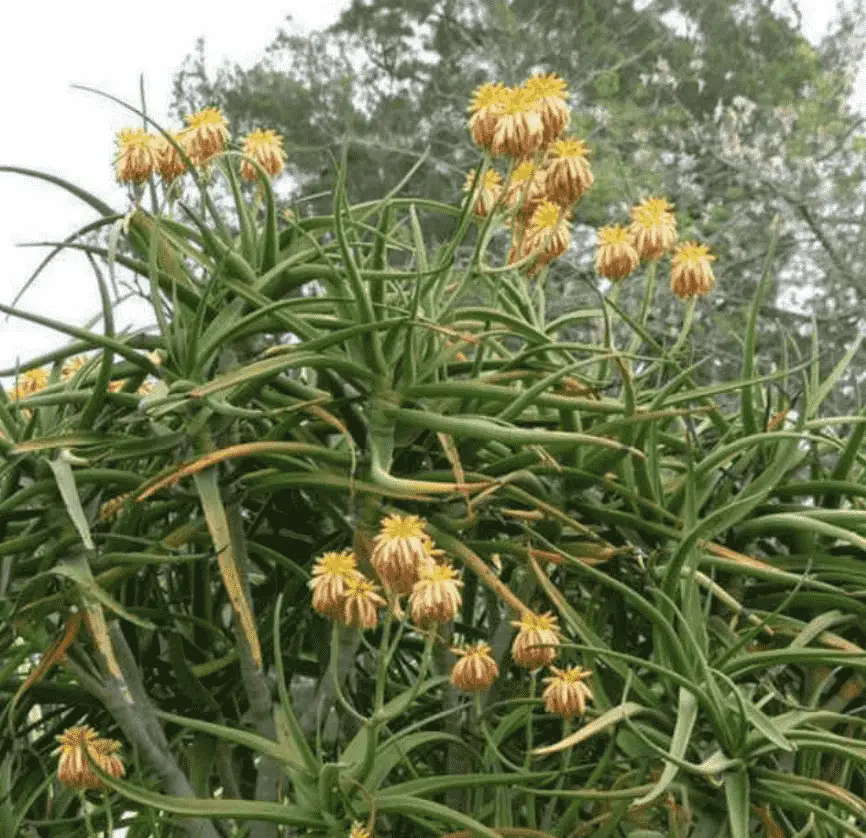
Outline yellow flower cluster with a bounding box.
[5,356,157,411]
[309,549,385,629]
[595,196,716,298]
[463,168,503,219]
[53,725,125,791]
[466,76,717,296]
[670,241,717,298]
[511,611,561,669]
[6,365,60,421]
[468,75,570,157]
[595,224,640,281]
[240,130,287,180]
[409,562,463,627]
[372,514,464,627]
[6,368,48,402]
[595,198,716,299]
[309,523,592,721]
[310,515,465,631]
[113,107,286,186]
[61,355,87,378]
[466,74,592,277]
[371,513,437,594]
[511,613,593,718]
[449,612,593,721]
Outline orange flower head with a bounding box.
[542,665,594,719]
[524,73,570,144]
[8,367,48,401]
[240,129,287,181]
[463,168,504,219]
[545,138,593,205]
[114,129,160,184]
[183,107,230,166]
[504,161,548,222]
[340,575,386,630]
[511,611,560,669]
[596,225,640,281]
[54,726,123,790]
[630,197,677,261]
[409,563,463,626]
[90,737,126,781]
[491,86,544,158]
[670,241,716,299]
[371,514,435,594]
[524,201,572,275]
[55,725,100,790]
[467,82,509,150]
[154,131,189,183]
[309,549,361,617]
[450,641,499,692]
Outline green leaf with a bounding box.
[663,430,801,592]
[0,300,160,374]
[89,762,325,827]
[154,709,303,771]
[371,795,502,838]
[633,687,698,807]
[261,171,279,274]
[189,351,374,398]
[274,592,320,775]
[741,218,779,435]
[532,703,646,756]
[739,699,795,753]
[193,468,262,668]
[806,332,864,418]
[736,513,866,552]
[382,770,556,799]
[47,456,94,550]
[386,407,642,456]
[0,166,115,217]
[49,561,155,630]
[724,769,751,838]
[365,731,472,792]
[221,158,257,266]
[341,677,449,767]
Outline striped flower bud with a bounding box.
[595,225,640,281]
[670,241,716,299]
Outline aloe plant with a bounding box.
[0,82,864,838]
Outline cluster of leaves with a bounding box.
[1,87,866,838]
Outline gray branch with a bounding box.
[69,631,222,838]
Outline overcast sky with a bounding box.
[0,0,852,372]
[0,1,351,372]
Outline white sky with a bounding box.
[0,0,853,372]
[0,1,351,372]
